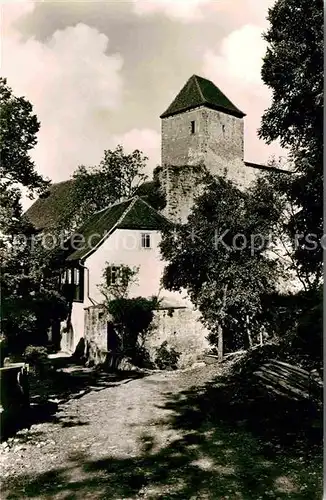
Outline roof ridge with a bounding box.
[136,196,173,225]
[193,75,206,104]
[79,197,138,261]
[92,195,137,215]
[160,74,245,119]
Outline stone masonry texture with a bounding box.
[160,105,256,223]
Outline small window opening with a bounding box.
[190,120,196,134]
[141,233,151,249]
[106,266,120,286]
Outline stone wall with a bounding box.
[161,106,245,177]
[83,304,210,369]
[204,107,247,187]
[161,107,208,167]
[145,307,210,368]
[84,305,109,365]
[159,164,205,223]
[160,105,257,222]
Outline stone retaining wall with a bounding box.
[83,305,209,368]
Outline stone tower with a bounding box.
[160,75,248,222]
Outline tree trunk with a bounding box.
[218,283,228,362]
[246,315,253,348]
[217,324,223,362]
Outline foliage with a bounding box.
[23,345,51,378]
[23,345,48,365]
[106,296,158,355]
[160,173,281,359]
[154,341,180,370]
[131,345,153,369]
[2,280,69,355]
[0,78,68,355]
[248,166,321,291]
[292,286,322,361]
[258,0,323,284]
[0,78,48,196]
[100,263,158,361]
[1,221,69,355]
[231,286,323,381]
[135,166,166,211]
[62,145,148,230]
[99,263,139,301]
[0,78,48,251]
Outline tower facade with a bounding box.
[160,75,250,222]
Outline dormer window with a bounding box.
[190,120,196,134]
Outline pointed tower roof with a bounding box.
[160,74,245,119]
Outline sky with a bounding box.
[1,0,285,193]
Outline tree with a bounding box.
[62,146,149,230]
[258,0,323,285]
[98,264,158,364]
[0,79,67,357]
[0,78,47,195]
[0,78,49,245]
[160,174,281,360]
[251,164,322,291]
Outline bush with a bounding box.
[155,341,180,370]
[107,296,158,356]
[293,288,322,362]
[132,345,154,369]
[2,286,69,357]
[23,345,50,377]
[0,336,9,368]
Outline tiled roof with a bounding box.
[25,180,75,231]
[244,161,292,174]
[160,75,245,119]
[25,179,164,231]
[65,196,171,262]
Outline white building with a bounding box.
[60,196,209,366]
[27,74,292,366]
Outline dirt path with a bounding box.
[1,364,322,500]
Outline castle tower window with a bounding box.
[190,120,196,134]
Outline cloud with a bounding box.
[208,0,275,26]
[1,1,124,183]
[205,24,266,87]
[108,129,161,176]
[132,0,275,24]
[132,0,211,22]
[1,0,284,202]
[202,24,285,164]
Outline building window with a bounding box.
[62,266,84,302]
[190,120,196,134]
[106,266,121,286]
[74,267,84,302]
[141,233,151,249]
